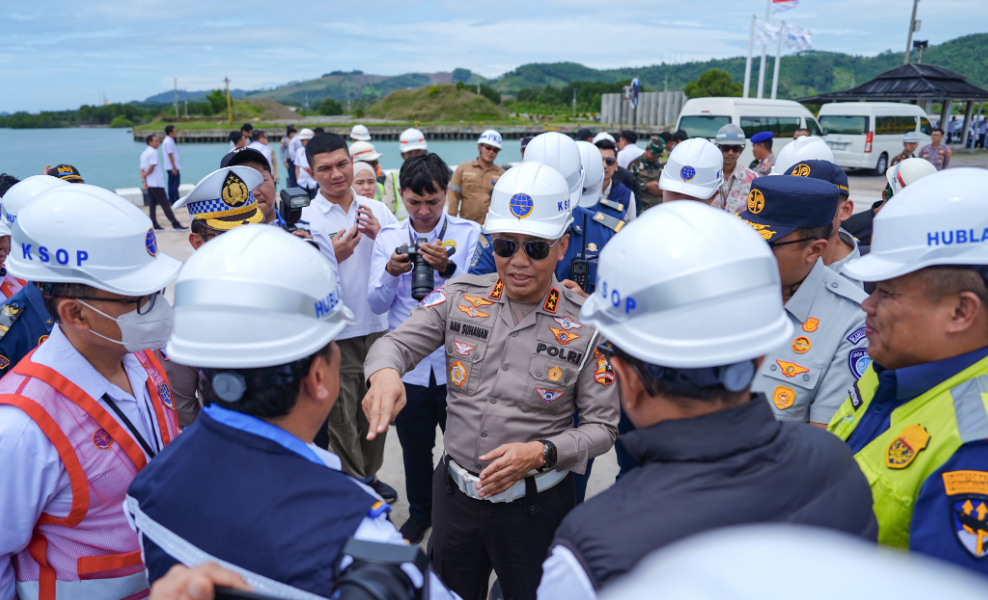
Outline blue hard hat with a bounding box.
[750,131,774,144]
[738,175,839,242]
[788,159,849,197]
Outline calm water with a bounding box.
[0,128,525,191]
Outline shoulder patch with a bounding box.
[592,211,625,233]
[944,471,988,496]
[479,235,490,248]
[848,348,871,379]
[543,288,560,313]
[0,355,9,370]
[846,326,867,345]
[420,288,446,307]
[368,500,391,518]
[849,380,863,411]
[599,198,625,213]
[826,275,869,304]
[489,278,503,300]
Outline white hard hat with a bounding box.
[478,129,503,149]
[903,131,920,144]
[349,141,383,162]
[658,138,724,200]
[885,157,936,196]
[484,161,574,240]
[592,132,616,144]
[843,168,988,282]
[166,226,354,369]
[580,202,791,368]
[8,184,182,296]
[399,128,428,153]
[0,175,70,236]
[298,128,314,141]
[771,136,835,175]
[714,123,746,147]
[523,132,585,208]
[576,141,605,208]
[350,124,371,141]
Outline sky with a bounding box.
[4,0,986,113]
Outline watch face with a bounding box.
[546,443,558,468]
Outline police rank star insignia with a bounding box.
[543,288,560,313]
[462,294,494,307]
[489,278,504,300]
[885,424,930,470]
[457,305,490,318]
[536,387,564,403]
[450,361,468,388]
[548,326,581,345]
[221,171,250,207]
[943,471,988,558]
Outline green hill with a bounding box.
[247,70,490,107]
[364,84,503,122]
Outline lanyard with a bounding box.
[408,214,447,246]
[102,393,160,458]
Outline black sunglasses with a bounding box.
[719,145,744,154]
[603,157,617,166]
[492,237,559,260]
[481,144,501,153]
[45,291,162,315]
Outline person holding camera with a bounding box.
[367,154,481,543]
[363,161,619,600]
[124,227,456,600]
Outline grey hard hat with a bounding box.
[715,123,746,146]
[903,131,920,143]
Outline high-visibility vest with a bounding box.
[828,356,988,548]
[389,173,408,221]
[0,349,180,600]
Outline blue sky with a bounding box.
[4,0,986,112]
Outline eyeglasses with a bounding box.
[481,144,501,154]
[603,157,617,166]
[719,145,744,154]
[492,237,560,261]
[47,291,162,315]
[768,237,823,249]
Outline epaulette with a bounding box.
[368,500,391,518]
[0,302,24,341]
[823,271,868,305]
[592,211,626,233]
[599,198,625,213]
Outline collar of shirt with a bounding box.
[201,403,341,469]
[837,227,859,253]
[404,213,447,243]
[784,258,829,322]
[32,323,149,405]
[603,181,613,199]
[314,190,359,218]
[892,345,988,402]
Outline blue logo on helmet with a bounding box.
[145,229,158,257]
[509,193,534,219]
[680,166,697,182]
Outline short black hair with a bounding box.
[228,131,242,144]
[287,125,297,134]
[40,282,100,324]
[762,138,774,151]
[576,128,594,142]
[145,134,156,144]
[933,127,945,135]
[595,140,617,154]
[671,130,689,142]
[0,174,21,197]
[241,123,254,133]
[795,224,833,246]
[250,129,266,142]
[611,344,751,406]
[313,127,325,134]
[399,153,451,196]
[203,342,336,419]
[659,132,672,143]
[620,130,638,144]
[306,132,349,166]
[190,220,223,238]
[794,128,810,135]
[164,124,175,135]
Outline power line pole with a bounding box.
[224,77,233,125]
[904,0,920,64]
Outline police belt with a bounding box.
[446,456,567,503]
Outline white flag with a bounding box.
[784,25,813,50]
[754,19,781,45]
[772,0,799,13]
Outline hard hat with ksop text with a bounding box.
[0,175,70,236]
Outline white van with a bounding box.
[818,102,932,173]
[675,98,822,168]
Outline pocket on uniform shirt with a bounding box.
[525,357,577,414]
[445,337,487,396]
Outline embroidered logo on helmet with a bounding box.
[145,228,158,257]
[680,166,696,181]
[509,193,534,219]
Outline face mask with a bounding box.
[79,296,174,353]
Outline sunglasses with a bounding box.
[481,144,501,153]
[603,157,617,166]
[719,145,744,154]
[492,237,560,260]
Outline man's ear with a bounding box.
[948,291,985,335]
[189,233,205,250]
[56,299,88,333]
[558,233,570,256]
[839,199,854,221]
[806,238,829,264]
[302,354,333,404]
[611,356,646,412]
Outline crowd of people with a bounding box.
[0,116,986,600]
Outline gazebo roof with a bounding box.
[800,63,988,103]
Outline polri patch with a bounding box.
[848,348,871,380]
[536,387,564,403]
[846,326,867,345]
[457,305,490,318]
[420,288,446,307]
[543,288,560,313]
[450,361,468,388]
[537,343,583,365]
[548,326,581,345]
[594,355,615,386]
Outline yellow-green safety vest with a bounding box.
[389,172,408,221]
[828,356,988,548]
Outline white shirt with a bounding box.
[302,192,397,340]
[161,136,181,171]
[295,147,317,189]
[367,214,481,386]
[248,141,274,169]
[617,144,645,169]
[0,325,162,600]
[140,146,164,188]
[288,135,303,160]
[537,546,596,600]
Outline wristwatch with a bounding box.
[538,440,558,470]
[439,261,457,279]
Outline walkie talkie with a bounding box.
[569,214,591,292]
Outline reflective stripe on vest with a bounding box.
[391,174,408,221]
[124,496,328,600]
[828,357,988,548]
[0,348,179,600]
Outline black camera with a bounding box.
[279,187,312,234]
[395,238,455,301]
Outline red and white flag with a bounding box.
[772,0,799,13]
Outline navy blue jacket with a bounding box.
[0,282,53,376]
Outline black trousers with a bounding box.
[395,372,447,520]
[147,187,180,227]
[167,170,181,205]
[430,462,575,600]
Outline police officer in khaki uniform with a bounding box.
[363,160,619,600]
[738,176,868,426]
[447,130,505,226]
[918,127,952,171]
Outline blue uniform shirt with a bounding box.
[467,205,620,294]
[0,283,54,376]
[845,346,988,573]
[599,182,633,222]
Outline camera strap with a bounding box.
[408,215,448,245]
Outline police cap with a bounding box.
[788,159,849,197]
[738,175,839,242]
[750,131,774,144]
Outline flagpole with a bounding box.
[757,0,770,98]
[771,20,784,100]
[743,14,755,98]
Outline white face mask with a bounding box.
[79,295,174,353]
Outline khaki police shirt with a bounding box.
[364,273,619,475]
[918,144,951,171]
[447,159,505,226]
[750,259,869,424]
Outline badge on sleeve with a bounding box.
[450,361,468,388]
[420,288,446,307]
[950,494,988,559]
[886,424,930,470]
[594,356,615,386]
[848,348,872,380]
[846,327,867,345]
[536,387,564,403]
[772,386,795,410]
